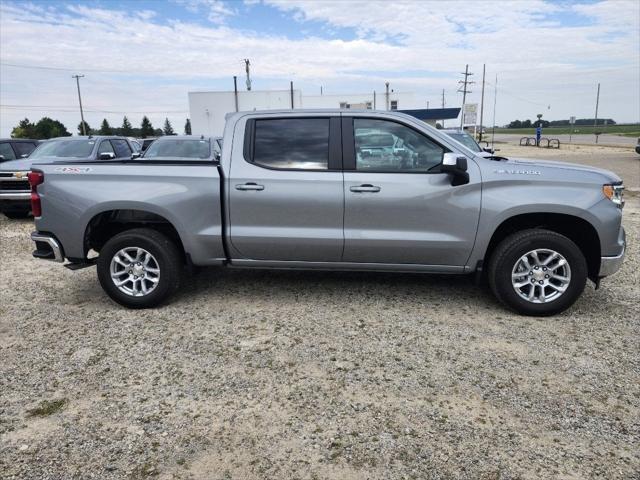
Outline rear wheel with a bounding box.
[97,228,182,308]
[488,229,587,316]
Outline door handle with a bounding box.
[235,183,264,191]
[350,184,381,193]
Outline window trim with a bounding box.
[342,116,450,174]
[243,116,342,172]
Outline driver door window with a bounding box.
[354,118,446,172]
[98,140,115,155]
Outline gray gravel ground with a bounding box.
[1,149,639,479]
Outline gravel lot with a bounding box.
[1,146,639,479]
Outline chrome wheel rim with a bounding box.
[511,249,571,304]
[109,247,160,297]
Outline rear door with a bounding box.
[228,115,344,262]
[342,116,481,266]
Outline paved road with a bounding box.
[490,133,638,147]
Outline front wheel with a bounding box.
[97,228,182,308]
[488,229,587,316]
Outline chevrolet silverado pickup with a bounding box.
[29,110,626,315]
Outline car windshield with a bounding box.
[30,139,95,158]
[143,139,210,159]
[447,133,481,152]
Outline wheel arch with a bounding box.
[83,209,187,263]
[483,212,601,281]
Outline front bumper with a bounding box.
[599,227,626,277]
[31,232,65,263]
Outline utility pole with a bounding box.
[427,100,430,109]
[594,82,600,144]
[441,89,445,128]
[72,74,86,135]
[491,74,498,150]
[385,82,390,110]
[458,64,474,130]
[478,64,486,142]
[244,59,251,91]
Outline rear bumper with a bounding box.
[599,227,625,277]
[0,191,30,200]
[31,232,65,263]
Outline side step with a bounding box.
[64,259,97,270]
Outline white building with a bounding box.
[188,89,421,137]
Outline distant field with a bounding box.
[491,124,640,137]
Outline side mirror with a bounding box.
[0,154,4,161]
[213,151,221,162]
[98,152,116,160]
[21,154,29,158]
[441,153,469,186]
[131,152,141,159]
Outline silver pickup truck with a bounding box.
[29,110,625,316]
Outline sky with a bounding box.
[0,0,639,136]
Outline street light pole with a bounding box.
[72,74,86,135]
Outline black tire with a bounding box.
[4,209,31,219]
[488,229,587,316]
[97,228,183,309]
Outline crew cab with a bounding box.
[0,136,137,218]
[29,110,626,315]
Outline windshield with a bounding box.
[143,139,210,159]
[30,139,95,158]
[446,133,481,152]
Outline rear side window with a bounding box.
[12,142,37,158]
[0,143,16,161]
[112,139,132,158]
[252,118,329,170]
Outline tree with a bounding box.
[78,120,91,136]
[184,118,192,135]
[11,118,36,138]
[99,119,113,135]
[163,117,175,136]
[33,117,71,139]
[140,116,154,138]
[522,119,532,128]
[121,116,133,136]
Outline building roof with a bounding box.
[398,108,461,121]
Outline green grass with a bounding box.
[26,398,67,417]
[492,124,640,137]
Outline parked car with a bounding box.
[0,138,39,163]
[0,136,137,219]
[129,138,142,153]
[138,135,219,161]
[441,129,494,156]
[635,137,640,155]
[29,110,625,315]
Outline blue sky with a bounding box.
[1,0,638,136]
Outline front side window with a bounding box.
[354,118,447,172]
[12,142,37,158]
[98,140,115,155]
[253,118,329,170]
[144,139,210,159]
[30,140,95,159]
[111,139,132,158]
[0,143,16,161]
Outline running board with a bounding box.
[64,259,97,270]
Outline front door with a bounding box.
[342,116,481,266]
[229,116,344,262]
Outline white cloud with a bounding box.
[0,0,638,136]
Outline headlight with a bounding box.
[603,183,624,208]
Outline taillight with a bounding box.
[28,171,44,217]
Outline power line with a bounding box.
[0,104,188,114]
